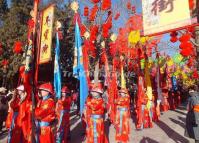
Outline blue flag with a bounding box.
[73,21,88,114]
[54,32,62,99]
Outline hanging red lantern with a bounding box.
[126,2,131,10]
[179,33,191,42]
[180,46,193,57]
[90,0,100,3]
[89,5,99,21]
[1,59,9,66]
[84,6,89,17]
[102,0,111,11]
[13,41,23,54]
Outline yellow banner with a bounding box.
[142,0,195,35]
[39,5,54,64]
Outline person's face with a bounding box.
[91,91,100,98]
[40,90,49,97]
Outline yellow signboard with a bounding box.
[39,5,54,64]
[142,0,196,36]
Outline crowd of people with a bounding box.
[0,80,198,143]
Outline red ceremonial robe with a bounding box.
[35,95,56,143]
[115,95,130,143]
[56,96,71,143]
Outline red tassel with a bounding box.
[89,5,99,21]
[102,0,111,11]
[84,6,89,17]
[13,41,23,54]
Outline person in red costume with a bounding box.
[35,83,56,143]
[6,85,26,143]
[56,86,72,143]
[115,88,130,143]
[86,83,106,143]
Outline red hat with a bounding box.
[38,83,53,94]
[61,86,70,93]
[90,82,103,94]
[119,88,128,95]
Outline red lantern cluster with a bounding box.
[170,31,178,43]
[13,41,23,54]
[89,5,99,21]
[179,33,193,57]
[84,6,89,17]
[102,0,111,11]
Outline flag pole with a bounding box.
[32,0,39,142]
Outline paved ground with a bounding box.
[0,104,195,143]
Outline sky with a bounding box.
[6,0,179,57]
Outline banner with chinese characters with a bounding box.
[142,0,197,36]
[39,4,55,64]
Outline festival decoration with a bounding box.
[102,0,111,11]
[84,6,89,17]
[1,59,9,66]
[13,41,23,54]
[89,5,99,21]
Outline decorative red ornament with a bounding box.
[27,19,34,29]
[89,5,99,21]
[102,0,111,11]
[170,37,178,43]
[179,33,191,42]
[192,69,199,79]
[114,13,120,20]
[84,6,89,17]
[179,41,193,49]
[1,59,9,66]
[189,0,194,9]
[13,41,23,54]
[90,0,100,3]
[79,24,87,37]
[90,25,99,42]
[109,42,117,57]
[180,46,193,57]
[126,2,131,10]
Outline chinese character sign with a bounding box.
[39,5,54,64]
[142,0,195,35]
